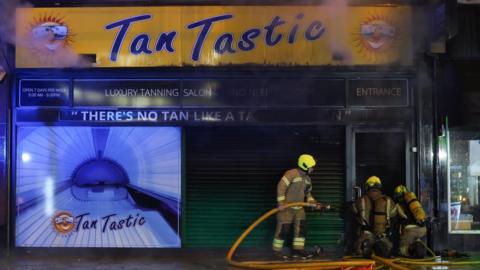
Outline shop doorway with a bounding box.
[347,128,410,199]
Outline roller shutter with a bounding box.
[183,126,344,248]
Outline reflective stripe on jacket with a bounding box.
[277,168,314,209]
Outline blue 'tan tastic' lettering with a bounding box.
[187,14,233,61]
[305,20,325,41]
[264,16,285,46]
[156,32,177,52]
[214,33,236,54]
[105,15,151,61]
[130,34,153,55]
[238,29,261,51]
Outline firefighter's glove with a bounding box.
[314,203,332,212]
[318,203,329,211]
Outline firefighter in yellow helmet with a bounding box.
[272,154,317,260]
[352,176,397,258]
[394,185,427,258]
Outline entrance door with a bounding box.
[347,128,411,199]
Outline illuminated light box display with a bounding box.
[15,126,181,248]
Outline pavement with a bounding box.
[0,248,236,270]
[2,248,480,270]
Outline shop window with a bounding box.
[448,132,480,233]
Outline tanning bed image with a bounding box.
[15,126,181,248]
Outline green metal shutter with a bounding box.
[183,126,344,248]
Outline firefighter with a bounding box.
[352,176,397,258]
[272,154,317,260]
[394,185,427,258]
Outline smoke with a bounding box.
[324,0,352,64]
[0,0,22,71]
[0,0,20,45]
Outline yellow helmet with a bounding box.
[394,185,408,202]
[365,176,382,191]
[298,154,316,171]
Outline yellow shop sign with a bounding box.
[15,6,412,68]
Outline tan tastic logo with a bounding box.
[52,211,76,235]
[352,13,398,62]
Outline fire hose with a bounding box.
[226,202,376,270]
[226,202,480,269]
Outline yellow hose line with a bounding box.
[393,257,436,262]
[344,257,385,270]
[397,260,480,266]
[391,243,437,262]
[371,255,411,270]
[226,202,376,269]
[418,239,436,258]
[226,201,480,269]
[393,241,480,266]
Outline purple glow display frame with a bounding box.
[15,126,182,248]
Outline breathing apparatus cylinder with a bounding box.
[404,192,426,224]
[372,197,390,235]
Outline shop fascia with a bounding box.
[105,13,326,62]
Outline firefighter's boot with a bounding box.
[292,249,314,260]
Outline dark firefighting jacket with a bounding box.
[277,168,315,210]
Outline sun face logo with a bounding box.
[352,12,399,63]
[28,14,73,52]
[52,211,76,235]
[19,14,84,67]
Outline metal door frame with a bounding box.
[346,125,414,201]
